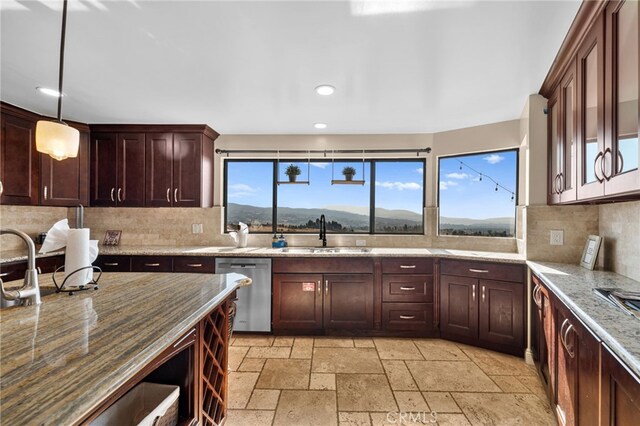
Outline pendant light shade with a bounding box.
[36,0,78,161]
[36,120,79,161]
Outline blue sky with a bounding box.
[439,150,517,220]
[226,160,425,214]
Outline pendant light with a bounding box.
[35,0,79,161]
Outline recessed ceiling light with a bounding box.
[36,87,64,97]
[314,123,327,129]
[315,85,335,96]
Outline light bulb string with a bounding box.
[457,160,515,199]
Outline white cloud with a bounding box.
[483,154,504,164]
[228,183,258,199]
[311,162,330,169]
[375,181,422,191]
[439,180,459,190]
[445,172,469,179]
[416,167,424,175]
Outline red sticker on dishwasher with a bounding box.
[302,282,315,292]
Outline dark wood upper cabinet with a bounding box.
[145,132,173,207]
[40,129,89,206]
[0,107,38,205]
[90,132,145,207]
[173,133,203,207]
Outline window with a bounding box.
[224,159,425,234]
[438,149,518,237]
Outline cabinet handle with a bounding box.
[317,280,321,295]
[558,172,564,194]
[117,188,122,202]
[144,263,161,267]
[469,268,489,273]
[0,272,10,277]
[472,284,476,301]
[602,148,613,181]
[187,263,202,267]
[482,285,486,302]
[554,174,561,194]
[166,188,171,203]
[104,262,119,266]
[533,284,542,308]
[399,265,416,269]
[399,315,415,320]
[44,185,48,200]
[325,280,329,295]
[617,151,624,174]
[174,188,178,203]
[37,267,42,274]
[399,286,416,291]
[110,187,115,202]
[594,151,605,183]
[0,180,3,196]
[562,322,575,358]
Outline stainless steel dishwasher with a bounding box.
[215,258,272,332]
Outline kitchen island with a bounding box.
[0,271,250,425]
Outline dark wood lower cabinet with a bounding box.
[272,273,323,331]
[532,275,555,402]
[478,279,524,349]
[601,345,640,425]
[440,274,478,340]
[324,274,374,329]
[382,302,433,331]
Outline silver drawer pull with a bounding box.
[399,265,416,269]
[187,263,202,267]
[104,262,119,266]
[0,272,10,277]
[399,315,415,320]
[399,286,416,291]
[173,328,196,348]
[144,263,161,267]
[469,268,489,273]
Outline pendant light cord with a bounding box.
[56,0,68,123]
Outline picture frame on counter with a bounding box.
[580,235,602,270]
[103,230,122,246]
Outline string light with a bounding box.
[456,160,515,202]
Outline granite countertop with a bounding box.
[0,272,249,425]
[1,245,525,264]
[528,261,640,378]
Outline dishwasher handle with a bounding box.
[229,264,257,269]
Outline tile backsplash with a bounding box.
[598,201,640,281]
[0,205,69,251]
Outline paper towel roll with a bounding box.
[65,229,93,288]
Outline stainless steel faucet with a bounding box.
[319,214,327,247]
[0,229,41,306]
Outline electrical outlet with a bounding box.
[355,239,367,247]
[192,223,203,234]
[550,229,564,245]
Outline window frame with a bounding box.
[436,148,519,238]
[223,158,426,235]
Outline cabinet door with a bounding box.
[559,63,578,203]
[145,133,173,207]
[0,113,37,205]
[601,344,640,425]
[555,307,576,426]
[478,279,524,351]
[549,89,562,204]
[273,273,323,330]
[324,274,374,329]
[440,274,478,341]
[40,130,89,206]
[173,133,202,207]
[90,133,118,206]
[605,0,640,195]
[532,276,555,402]
[117,133,145,206]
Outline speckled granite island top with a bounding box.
[528,261,640,378]
[0,272,249,426]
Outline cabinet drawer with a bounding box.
[440,259,524,283]
[382,274,433,303]
[0,261,27,283]
[272,258,373,274]
[95,255,131,272]
[131,256,172,272]
[381,258,433,274]
[173,256,215,273]
[382,303,434,331]
[37,255,62,274]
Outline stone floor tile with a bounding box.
[315,337,355,348]
[232,335,274,347]
[370,411,436,426]
[228,371,260,409]
[516,375,549,400]
[470,352,537,376]
[451,392,555,425]
[422,392,462,413]
[290,337,314,359]
[246,389,281,410]
[381,360,418,391]
[374,338,424,360]
[413,339,470,361]
[339,412,371,426]
[273,336,295,347]
[313,348,384,373]
[225,409,274,426]
[337,374,398,412]
[406,361,501,392]
[435,413,472,425]
[490,375,531,393]
[311,373,337,390]
[228,346,249,372]
[394,391,430,412]
[256,358,310,389]
[238,357,267,372]
[246,346,291,359]
[273,390,338,426]
[354,338,376,348]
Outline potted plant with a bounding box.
[342,166,357,181]
[285,164,301,182]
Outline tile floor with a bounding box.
[226,336,556,426]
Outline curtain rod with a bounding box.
[215,147,431,156]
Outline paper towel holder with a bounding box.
[52,265,102,295]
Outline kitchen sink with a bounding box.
[279,247,370,254]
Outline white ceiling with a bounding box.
[1,0,580,135]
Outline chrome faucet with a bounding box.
[319,214,327,247]
[0,229,41,306]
